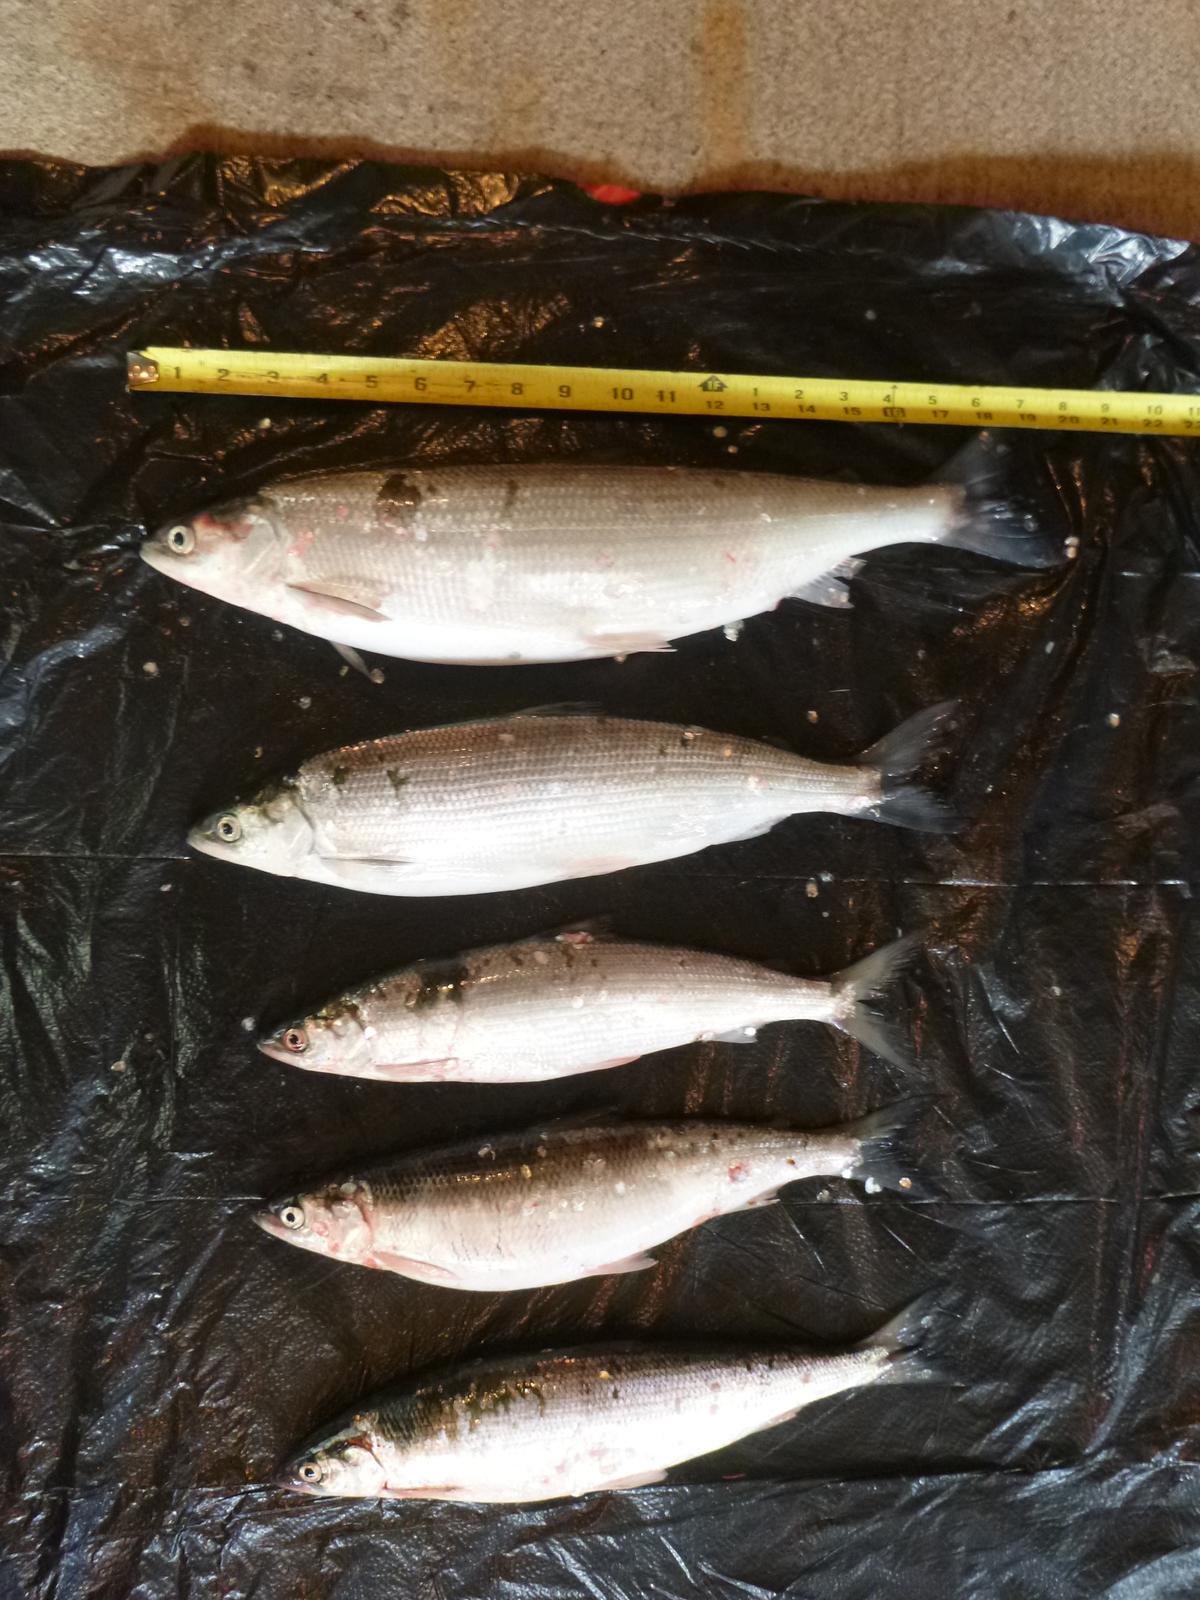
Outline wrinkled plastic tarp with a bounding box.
[3,157,1200,1600]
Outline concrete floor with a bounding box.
[3,0,1200,240]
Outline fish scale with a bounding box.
[295,715,868,878]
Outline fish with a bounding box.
[254,1108,914,1290]
[140,463,1056,665]
[277,1301,934,1500]
[259,927,920,1082]
[188,703,957,896]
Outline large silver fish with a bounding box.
[259,928,918,1082]
[140,463,1050,664]
[278,1306,932,1500]
[254,1110,912,1290]
[189,704,955,895]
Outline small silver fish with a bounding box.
[255,1109,913,1290]
[140,463,1049,664]
[278,1304,933,1501]
[259,929,919,1082]
[189,704,956,896]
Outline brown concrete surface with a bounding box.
[2,0,1200,239]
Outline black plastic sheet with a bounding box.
[3,156,1200,1599]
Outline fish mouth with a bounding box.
[253,1208,293,1243]
[257,1037,298,1065]
[187,825,236,862]
[139,540,171,576]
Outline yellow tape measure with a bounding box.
[127,347,1200,437]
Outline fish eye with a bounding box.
[298,1459,322,1484]
[282,1026,309,1054]
[279,1203,305,1230]
[215,814,242,843]
[167,524,195,554]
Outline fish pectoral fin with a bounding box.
[787,567,860,609]
[319,857,415,888]
[365,1249,461,1285]
[585,631,676,655]
[589,1468,668,1492]
[286,578,392,620]
[379,1057,462,1080]
[386,1484,470,1501]
[582,1252,659,1277]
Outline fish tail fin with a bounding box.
[830,934,923,1069]
[858,1290,942,1383]
[856,702,960,832]
[933,434,1069,570]
[834,1102,921,1195]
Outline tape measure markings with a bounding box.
[127,349,1200,437]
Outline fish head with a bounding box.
[279,1422,388,1498]
[141,494,285,607]
[258,999,373,1076]
[255,1180,374,1264]
[188,778,313,877]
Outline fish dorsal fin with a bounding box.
[514,702,606,719]
[549,915,616,944]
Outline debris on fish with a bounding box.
[259,929,921,1081]
[277,1299,935,1501]
[188,704,957,896]
[140,464,1053,665]
[255,1108,914,1290]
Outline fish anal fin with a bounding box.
[586,632,676,655]
[723,1189,783,1215]
[582,1252,658,1277]
[723,819,783,845]
[787,569,858,609]
[591,1468,668,1492]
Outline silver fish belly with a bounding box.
[141,463,977,663]
[256,1112,910,1290]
